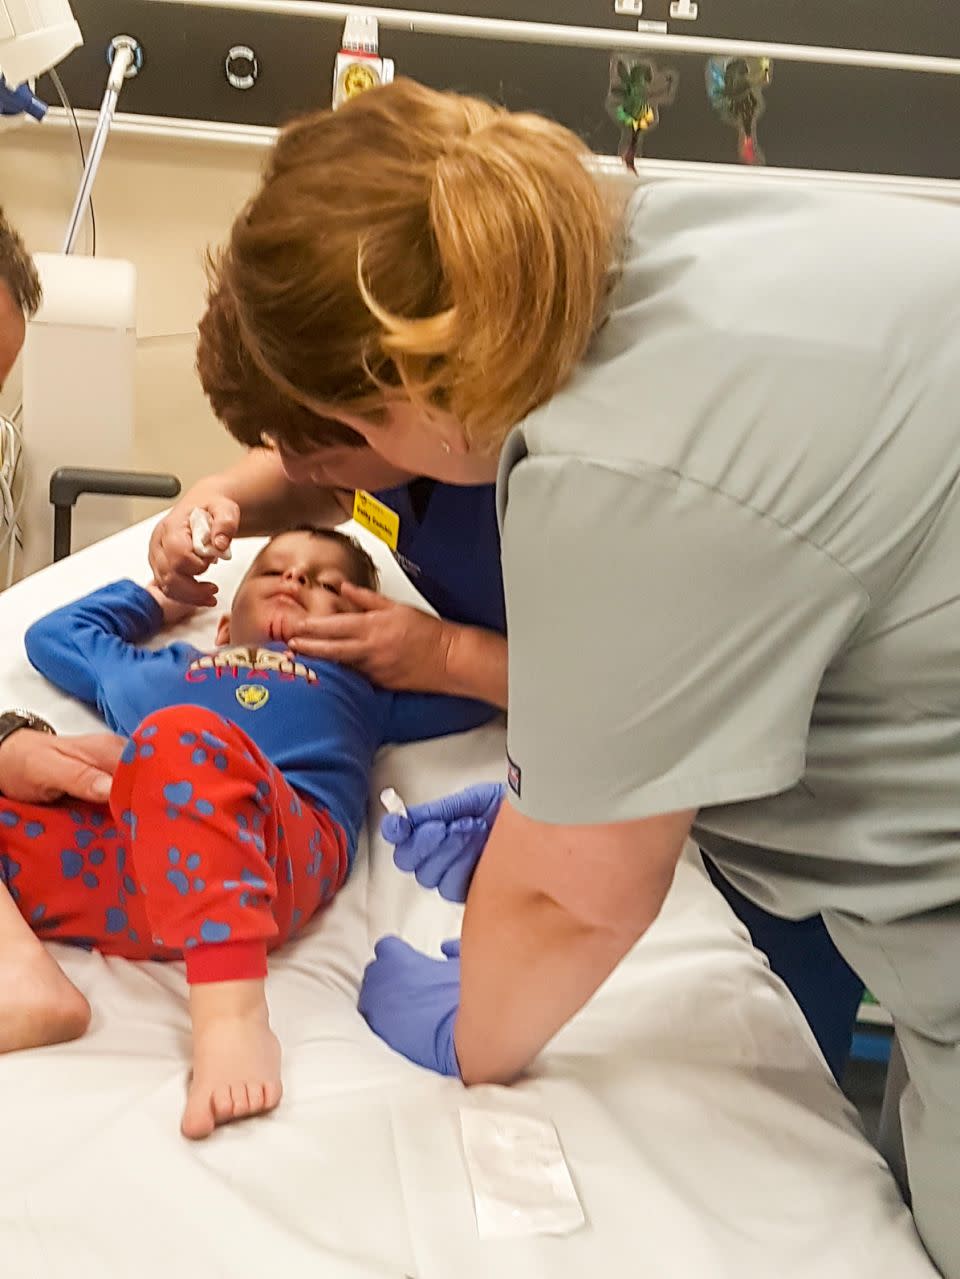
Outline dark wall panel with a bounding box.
[38,2,960,178]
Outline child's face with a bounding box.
[219,531,363,647]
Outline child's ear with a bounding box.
[215,615,231,646]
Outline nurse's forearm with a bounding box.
[193,449,347,535]
[454,802,690,1085]
[438,625,508,710]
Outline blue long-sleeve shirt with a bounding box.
[25,580,495,860]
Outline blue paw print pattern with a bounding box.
[163,781,193,819]
[57,820,112,889]
[195,799,215,817]
[105,906,128,935]
[199,919,232,943]
[236,813,266,854]
[121,729,156,764]
[185,728,229,772]
[166,846,189,895]
[254,780,273,813]
[60,850,84,879]
[225,867,269,910]
[201,732,230,773]
[166,848,208,896]
[0,853,21,889]
[0,811,42,839]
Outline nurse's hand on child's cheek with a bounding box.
[288,586,450,692]
[358,936,462,1078]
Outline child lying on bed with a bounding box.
[0,527,490,1138]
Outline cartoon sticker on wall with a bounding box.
[606,56,679,172]
[705,56,773,165]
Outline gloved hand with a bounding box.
[382,782,506,902]
[358,936,462,1078]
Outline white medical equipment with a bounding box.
[0,10,151,586]
[0,0,82,586]
[19,255,138,576]
[0,515,937,1278]
[0,0,81,98]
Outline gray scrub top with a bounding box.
[498,179,960,925]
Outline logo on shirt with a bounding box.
[236,684,270,711]
[186,646,318,685]
[506,753,521,798]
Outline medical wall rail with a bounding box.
[144,0,960,78]
[33,0,960,181]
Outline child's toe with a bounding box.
[230,1082,252,1118]
[212,1083,236,1124]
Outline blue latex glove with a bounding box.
[358,936,462,1078]
[382,782,506,902]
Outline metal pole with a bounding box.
[145,0,960,79]
[61,39,139,255]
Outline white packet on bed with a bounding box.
[459,1107,585,1239]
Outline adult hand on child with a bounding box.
[0,730,125,804]
[358,936,461,1078]
[288,587,453,692]
[384,783,506,902]
[149,493,240,607]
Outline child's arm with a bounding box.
[384,691,499,746]
[25,579,183,709]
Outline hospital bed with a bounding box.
[0,516,938,1279]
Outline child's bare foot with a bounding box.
[0,941,91,1053]
[181,979,282,1140]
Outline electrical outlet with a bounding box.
[670,0,699,18]
[614,0,644,15]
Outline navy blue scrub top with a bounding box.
[373,480,506,635]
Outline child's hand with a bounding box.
[149,495,240,607]
[145,580,198,627]
[383,782,506,902]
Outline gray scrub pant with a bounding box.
[825,906,960,1278]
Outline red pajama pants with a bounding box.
[0,706,348,983]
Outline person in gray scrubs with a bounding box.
[216,79,960,1275]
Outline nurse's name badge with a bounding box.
[353,489,399,551]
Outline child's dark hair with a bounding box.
[297,526,379,591]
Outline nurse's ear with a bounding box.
[215,614,232,646]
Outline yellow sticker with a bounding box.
[353,489,399,551]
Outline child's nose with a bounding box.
[283,565,308,586]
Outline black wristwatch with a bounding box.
[0,710,56,752]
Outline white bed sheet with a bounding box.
[0,518,936,1279]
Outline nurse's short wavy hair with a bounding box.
[217,78,613,454]
[196,274,366,454]
[0,207,42,319]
